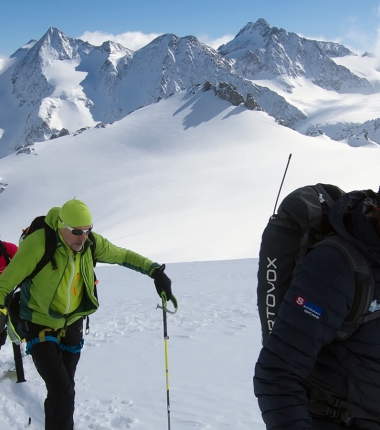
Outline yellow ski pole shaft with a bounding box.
[162,303,171,430]
[157,293,178,430]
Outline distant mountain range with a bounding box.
[0,18,379,158]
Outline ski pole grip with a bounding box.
[158,293,178,314]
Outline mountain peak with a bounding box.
[41,26,69,46]
[46,26,62,35]
[236,18,272,37]
[218,19,271,58]
[34,27,74,59]
[100,40,133,55]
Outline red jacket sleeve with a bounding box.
[0,242,18,274]
[4,242,18,259]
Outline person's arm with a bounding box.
[254,245,354,430]
[92,232,160,275]
[92,232,172,299]
[4,241,18,259]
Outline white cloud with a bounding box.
[197,34,235,50]
[0,56,14,74]
[373,27,380,57]
[79,30,235,52]
[297,32,343,44]
[78,30,162,51]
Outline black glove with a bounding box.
[152,265,172,300]
[0,305,8,335]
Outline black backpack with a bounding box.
[257,183,376,344]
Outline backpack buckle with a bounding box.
[340,410,352,424]
[328,396,342,408]
[326,407,340,420]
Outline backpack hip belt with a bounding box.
[304,380,380,424]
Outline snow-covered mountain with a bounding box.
[218,18,373,93]
[1,19,380,157]
[1,19,380,430]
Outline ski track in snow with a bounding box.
[0,259,263,429]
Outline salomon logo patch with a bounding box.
[295,296,324,320]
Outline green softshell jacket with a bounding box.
[0,207,160,329]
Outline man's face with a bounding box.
[59,225,91,252]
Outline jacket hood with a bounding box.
[45,207,60,230]
[329,189,380,263]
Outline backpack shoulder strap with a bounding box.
[27,223,58,280]
[314,235,375,340]
[0,240,11,266]
[88,232,97,267]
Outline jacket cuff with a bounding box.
[149,263,161,277]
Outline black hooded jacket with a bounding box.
[254,190,380,430]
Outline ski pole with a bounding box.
[273,153,292,215]
[157,293,178,430]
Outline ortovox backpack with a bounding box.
[257,183,376,344]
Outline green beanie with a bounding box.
[58,199,92,228]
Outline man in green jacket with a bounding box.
[0,199,173,430]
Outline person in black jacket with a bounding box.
[254,189,380,429]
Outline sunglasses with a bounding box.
[59,218,92,236]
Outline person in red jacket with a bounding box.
[0,240,18,273]
[0,239,18,347]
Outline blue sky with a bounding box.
[1,0,380,57]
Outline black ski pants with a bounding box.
[23,318,83,430]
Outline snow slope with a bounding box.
[0,259,262,430]
[0,88,379,264]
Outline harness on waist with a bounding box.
[25,326,84,355]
